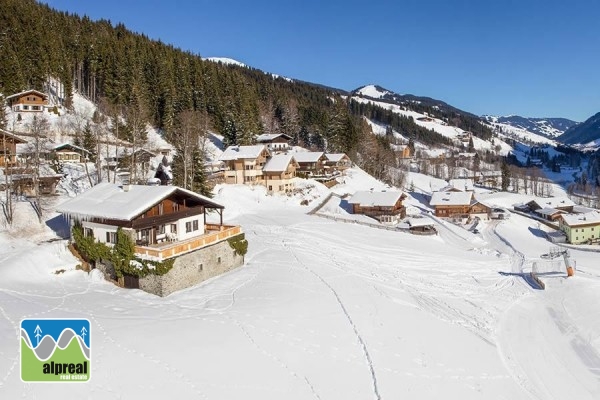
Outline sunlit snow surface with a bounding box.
[0,170,599,399]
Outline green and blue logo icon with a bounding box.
[20,318,91,382]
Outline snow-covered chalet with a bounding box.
[57,182,245,296]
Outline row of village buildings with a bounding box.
[5,90,599,298]
[347,176,600,246]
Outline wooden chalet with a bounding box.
[293,152,327,176]
[526,197,575,213]
[57,183,242,260]
[429,191,473,218]
[54,143,91,163]
[534,207,567,222]
[255,133,292,152]
[324,153,352,172]
[348,190,407,223]
[9,165,62,196]
[0,129,27,168]
[262,154,299,193]
[469,200,491,220]
[5,90,48,112]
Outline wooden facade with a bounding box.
[0,129,27,168]
[256,133,291,151]
[6,90,48,112]
[351,195,407,219]
[469,202,490,216]
[296,153,327,175]
[434,204,470,218]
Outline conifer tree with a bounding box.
[501,160,511,191]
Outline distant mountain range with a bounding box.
[353,84,480,119]
[482,115,578,138]
[558,112,600,146]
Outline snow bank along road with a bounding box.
[0,189,599,399]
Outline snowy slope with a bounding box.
[354,97,513,155]
[2,167,600,399]
[483,115,577,139]
[204,57,247,67]
[355,84,394,99]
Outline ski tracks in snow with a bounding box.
[282,239,381,400]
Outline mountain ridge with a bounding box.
[482,115,578,139]
[559,112,600,146]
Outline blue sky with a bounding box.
[41,0,599,121]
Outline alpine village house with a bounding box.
[57,183,246,296]
[348,190,407,224]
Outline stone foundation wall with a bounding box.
[96,260,117,281]
[139,239,245,296]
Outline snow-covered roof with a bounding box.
[448,178,474,191]
[348,191,404,207]
[407,218,435,228]
[292,152,324,163]
[56,182,223,221]
[54,143,90,154]
[262,154,296,172]
[255,133,291,143]
[429,191,473,206]
[5,89,48,100]
[560,212,600,227]
[529,197,575,209]
[0,128,28,144]
[219,145,268,161]
[536,207,565,217]
[325,153,348,162]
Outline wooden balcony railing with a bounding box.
[134,224,242,261]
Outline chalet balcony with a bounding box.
[135,224,242,261]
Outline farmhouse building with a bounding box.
[429,191,473,218]
[57,183,245,296]
[255,133,292,152]
[558,212,600,245]
[53,143,91,163]
[348,190,407,223]
[526,197,575,213]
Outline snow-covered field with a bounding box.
[1,170,600,399]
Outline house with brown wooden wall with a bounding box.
[0,129,28,168]
[293,152,327,176]
[429,191,473,218]
[324,153,352,172]
[348,190,407,223]
[5,90,49,112]
[255,133,292,152]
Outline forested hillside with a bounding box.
[0,0,471,185]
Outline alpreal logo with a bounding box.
[20,318,91,382]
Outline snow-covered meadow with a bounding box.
[0,169,599,399]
